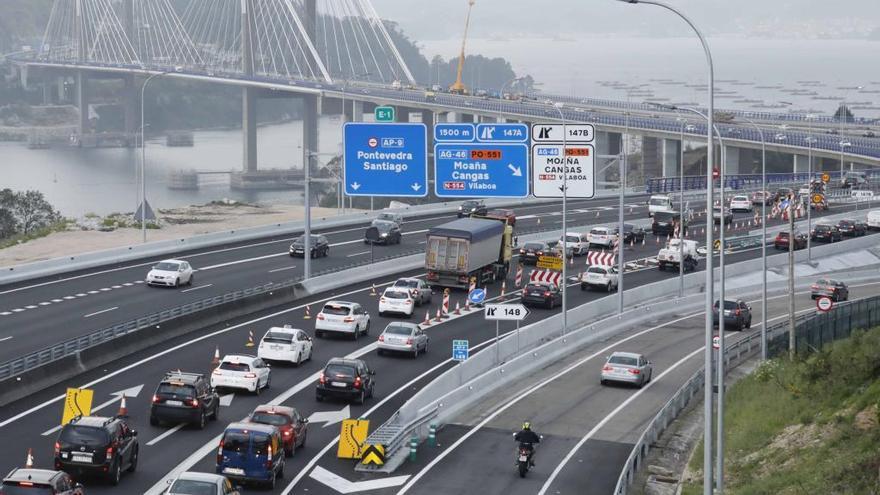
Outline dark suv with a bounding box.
[150,371,220,429]
[2,469,84,494]
[811,224,841,243]
[712,299,752,331]
[837,219,867,237]
[457,200,487,218]
[652,211,687,236]
[54,416,138,486]
[289,235,330,258]
[316,358,375,404]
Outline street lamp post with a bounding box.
[776,133,796,360]
[806,115,816,263]
[676,117,686,298]
[741,117,767,360]
[499,77,523,122]
[552,101,569,335]
[140,71,168,243]
[617,2,716,491]
[619,108,628,314]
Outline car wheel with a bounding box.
[369,383,375,398]
[364,320,371,335]
[600,379,607,386]
[353,326,360,340]
[746,317,752,329]
[377,348,385,356]
[580,283,588,291]
[285,446,293,458]
[188,274,194,286]
[213,403,219,421]
[174,277,180,288]
[412,347,419,359]
[197,411,207,430]
[127,447,138,472]
[606,283,612,293]
[149,415,159,426]
[267,470,276,490]
[545,299,553,309]
[357,389,366,405]
[300,430,307,447]
[265,375,271,389]
[109,460,122,486]
[316,393,324,402]
[423,341,428,354]
[254,380,261,395]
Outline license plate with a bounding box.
[72,454,92,463]
[166,400,183,406]
[331,381,347,388]
[724,310,732,316]
[518,455,528,462]
[271,345,282,350]
[223,467,245,476]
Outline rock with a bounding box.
[645,476,678,495]
[855,404,878,431]
[648,464,675,477]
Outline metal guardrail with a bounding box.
[358,405,439,472]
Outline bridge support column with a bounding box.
[723,145,742,175]
[662,138,681,177]
[57,77,68,103]
[302,94,319,176]
[76,71,90,135]
[479,115,497,123]
[42,80,53,105]
[793,154,809,173]
[642,136,661,179]
[242,87,258,173]
[123,74,139,140]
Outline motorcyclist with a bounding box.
[514,421,541,466]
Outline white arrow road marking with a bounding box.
[307,405,350,428]
[42,385,144,436]
[147,423,186,446]
[508,164,523,177]
[309,465,410,494]
[219,394,235,407]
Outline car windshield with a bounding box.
[251,412,290,426]
[385,325,414,336]
[589,229,606,236]
[394,279,419,289]
[322,305,351,316]
[384,290,410,299]
[463,201,480,208]
[565,235,580,243]
[587,267,608,274]
[608,355,638,366]
[154,262,180,271]
[816,279,830,285]
[219,362,250,372]
[0,485,54,495]
[527,283,551,291]
[839,220,854,226]
[293,235,320,246]
[377,213,398,222]
[169,480,218,495]
[325,364,356,378]
[522,243,544,251]
[654,212,678,222]
[815,225,831,231]
[650,197,668,206]
[488,210,509,217]
[157,383,196,397]
[373,221,395,232]
[263,331,294,344]
[60,425,109,446]
[733,196,748,202]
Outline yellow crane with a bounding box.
[449,0,475,95]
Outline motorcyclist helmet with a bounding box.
[522,421,531,431]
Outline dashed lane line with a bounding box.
[83,307,119,318]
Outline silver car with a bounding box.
[600,351,653,388]
[377,322,429,358]
[165,472,240,494]
[392,277,432,305]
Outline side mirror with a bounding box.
[370,370,376,376]
[76,482,85,489]
[303,418,309,424]
[130,428,138,437]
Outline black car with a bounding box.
[150,370,220,429]
[55,416,138,486]
[521,282,562,309]
[614,223,646,244]
[2,469,84,494]
[811,279,849,301]
[652,211,687,236]
[837,219,867,237]
[289,234,330,258]
[811,224,842,243]
[316,358,375,404]
[712,299,752,331]
[519,242,550,265]
[774,188,794,202]
[364,220,402,245]
[457,200,488,218]
[712,207,734,225]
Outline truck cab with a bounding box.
[658,238,699,272]
[648,195,674,217]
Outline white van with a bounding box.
[867,210,880,230]
[648,195,674,217]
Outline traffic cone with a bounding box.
[246,330,255,347]
[655,236,659,245]
[370,284,378,296]
[423,311,431,326]
[629,238,634,248]
[453,301,461,315]
[25,449,34,468]
[434,307,442,323]
[500,280,507,301]
[464,297,471,312]
[117,395,128,417]
[641,237,646,247]
[536,217,541,226]
[303,305,311,320]
[596,211,600,218]
[211,347,220,366]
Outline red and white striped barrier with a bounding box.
[515,265,523,288]
[442,289,450,317]
[529,269,561,287]
[586,252,615,267]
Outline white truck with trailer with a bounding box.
[425,217,513,290]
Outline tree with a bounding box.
[834,104,854,123]
[0,208,15,240]
[8,190,59,235]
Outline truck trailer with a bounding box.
[425,217,512,289]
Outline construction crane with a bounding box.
[449,0,476,95]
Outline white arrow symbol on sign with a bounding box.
[508,164,522,177]
[309,465,410,493]
[42,384,145,436]
[219,393,235,407]
[351,182,361,191]
[411,183,422,191]
[307,405,350,428]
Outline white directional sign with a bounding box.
[531,123,594,143]
[484,303,530,321]
[531,143,596,198]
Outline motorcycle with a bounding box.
[516,442,534,477]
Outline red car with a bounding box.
[247,405,308,456]
[486,208,516,227]
[774,230,807,250]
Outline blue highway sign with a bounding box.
[344,123,428,197]
[435,123,476,143]
[476,123,528,142]
[434,143,529,198]
[452,339,469,362]
[468,288,486,305]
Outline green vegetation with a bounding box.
[0,189,61,240]
[682,328,880,495]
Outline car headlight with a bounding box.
[380,233,388,237]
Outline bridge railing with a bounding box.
[645,172,863,194]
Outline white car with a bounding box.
[392,277,432,305]
[211,354,271,395]
[166,472,240,495]
[376,211,403,225]
[729,195,753,212]
[580,265,619,292]
[315,301,371,339]
[257,325,313,365]
[587,227,614,248]
[378,287,415,317]
[867,210,880,230]
[146,259,194,287]
[560,232,590,256]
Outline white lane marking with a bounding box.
[11,309,25,313]
[180,284,213,293]
[42,384,144,436]
[518,215,537,220]
[146,423,186,446]
[39,302,51,306]
[0,337,11,342]
[75,293,87,297]
[24,305,37,309]
[347,251,372,258]
[87,290,99,294]
[64,296,76,300]
[198,252,286,271]
[309,465,410,493]
[0,312,11,316]
[51,299,63,303]
[418,241,426,245]
[83,307,118,318]
[134,280,144,284]
[112,285,123,289]
[537,348,704,494]
[123,283,133,287]
[269,266,297,273]
[99,288,112,292]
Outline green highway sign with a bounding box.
[375,106,395,122]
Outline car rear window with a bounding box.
[590,229,606,235]
[322,305,351,316]
[565,235,580,243]
[384,291,410,299]
[714,301,738,310]
[394,279,419,288]
[154,262,180,271]
[222,431,250,453]
[168,479,218,495]
[252,433,272,456]
[1,484,54,495]
[522,243,544,251]
[608,356,638,366]
[839,220,854,226]
[60,425,109,446]
[815,225,831,231]
[587,267,608,274]
[385,325,414,336]
[733,196,748,201]
[157,383,196,397]
[251,412,290,427]
[219,362,250,372]
[325,364,356,378]
[263,331,294,344]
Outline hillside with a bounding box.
[0,0,52,52]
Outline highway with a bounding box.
[0,195,877,493]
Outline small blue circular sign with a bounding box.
[468,288,486,305]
